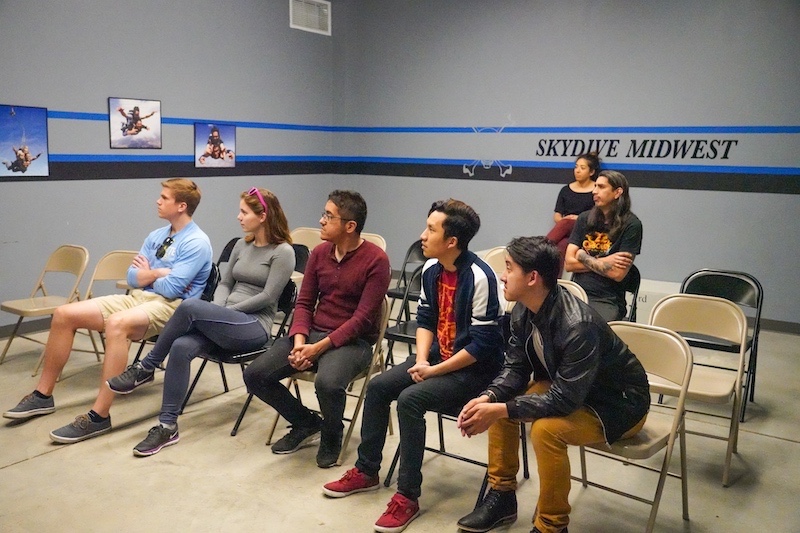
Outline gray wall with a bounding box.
[331,0,800,326]
[1,0,799,327]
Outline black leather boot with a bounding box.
[457,489,517,532]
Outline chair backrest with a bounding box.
[557,279,588,303]
[34,244,90,301]
[394,239,425,282]
[201,263,220,302]
[85,250,138,299]
[292,243,310,274]
[681,269,763,344]
[373,296,392,353]
[610,321,693,393]
[649,293,747,350]
[217,237,241,265]
[361,232,387,251]
[481,246,506,277]
[393,263,425,323]
[290,227,323,251]
[277,279,297,315]
[620,264,641,322]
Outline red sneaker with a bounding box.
[322,467,380,498]
[374,493,420,533]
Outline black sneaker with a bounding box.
[3,392,55,419]
[271,417,322,454]
[457,489,517,532]
[316,433,343,468]
[107,362,155,394]
[133,425,180,457]
[50,414,112,444]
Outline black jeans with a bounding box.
[355,357,494,500]
[243,331,372,440]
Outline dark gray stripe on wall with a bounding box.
[5,161,799,194]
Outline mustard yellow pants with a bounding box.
[487,381,646,533]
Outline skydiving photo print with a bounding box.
[108,97,161,149]
[0,104,49,178]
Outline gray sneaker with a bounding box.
[107,362,155,394]
[271,417,323,454]
[50,414,111,443]
[3,392,55,419]
[133,424,180,457]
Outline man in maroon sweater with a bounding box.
[244,190,391,468]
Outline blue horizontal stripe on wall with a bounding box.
[48,111,800,135]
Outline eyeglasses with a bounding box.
[248,187,268,214]
[320,211,352,223]
[156,236,174,259]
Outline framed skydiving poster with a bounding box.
[109,97,162,149]
[194,123,236,168]
[0,104,49,177]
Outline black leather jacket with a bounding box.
[484,285,649,444]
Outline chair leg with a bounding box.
[384,444,402,487]
[265,377,295,445]
[231,393,254,436]
[0,317,24,365]
[218,362,229,392]
[31,350,47,377]
[722,394,742,487]
[180,359,209,414]
[519,422,530,479]
[679,422,689,520]
[437,413,446,451]
[132,339,148,365]
[579,446,588,487]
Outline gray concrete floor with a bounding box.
[0,328,798,532]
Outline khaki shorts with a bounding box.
[93,289,182,340]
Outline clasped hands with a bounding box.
[457,396,508,437]
[288,343,322,371]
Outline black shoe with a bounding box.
[107,363,155,394]
[531,528,568,533]
[316,433,343,468]
[271,416,322,454]
[457,489,517,532]
[133,424,180,457]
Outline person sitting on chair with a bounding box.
[4,179,212,445]
[323,199,505,533]
[564,170,642,321]
[105,187,295,456]
[243,190,391,469]
[545,152,600,271]
[456,236,649,533]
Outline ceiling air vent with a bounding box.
[290,0,331,36]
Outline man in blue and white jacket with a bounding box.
[323,199,505,533]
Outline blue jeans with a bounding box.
[141,298,268,425]
[354,357,494,500]
[242,331,372,440]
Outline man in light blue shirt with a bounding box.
[3,179,212,444]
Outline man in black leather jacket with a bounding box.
[457,236,649,533]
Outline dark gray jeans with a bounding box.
[242,331,372,440]
[354,357,494,500]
